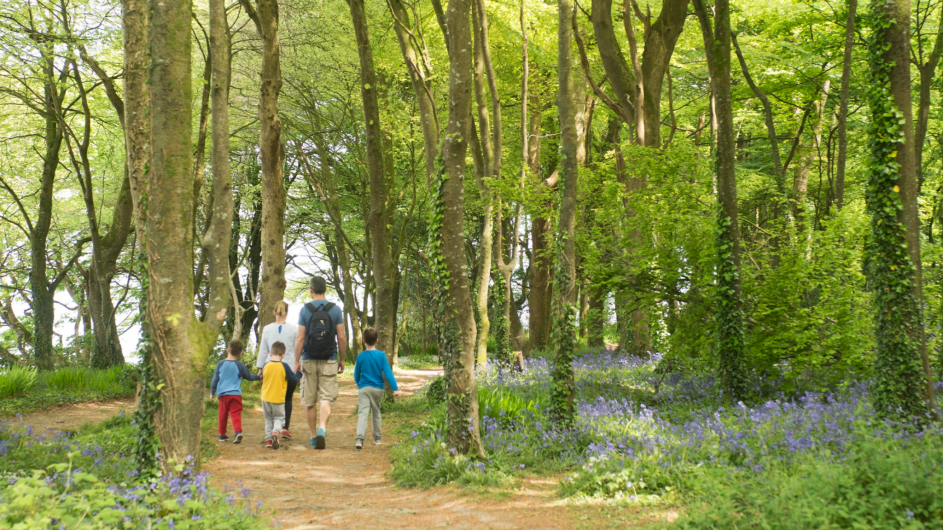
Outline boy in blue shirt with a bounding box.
[210,340,261,444]
[353,327,402,449]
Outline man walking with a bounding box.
[294,276,347,449]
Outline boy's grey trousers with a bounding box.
[263,401,285,441]
[356,387,385,442]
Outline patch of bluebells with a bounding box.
[475,349,943,486]
[0,461,265,528]
[0,416,134,483]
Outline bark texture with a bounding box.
[551,0,580,423]
[241,0,286,335]
[835,0,856,211]
[440,0,485,457]
[349,0,396,363]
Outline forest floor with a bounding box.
[11,368,669,529]
[203,367,590,530]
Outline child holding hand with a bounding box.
[210,340,261,444]
[261,341,302,449]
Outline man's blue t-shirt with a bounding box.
[298,299,344,361]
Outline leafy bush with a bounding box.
[0,365,37,399]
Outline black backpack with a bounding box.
[303,302,337,360]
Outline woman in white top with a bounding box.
[256,301,299,438]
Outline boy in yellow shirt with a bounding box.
[261,341,301,449]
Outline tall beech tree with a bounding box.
[865,0,936,417]
[434,0,485,457]
[136,0,233,467]
[348,0,396,366]
[240,0,285,334]
[694,0,747,400]
[550,0,580,424]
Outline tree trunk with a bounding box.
[866,0,936,416]
[241,0,286,334]
[495,0,528,361]
[438,0,485,457]
[587,285,605,347]
[30,64,66,371]
[136,0,233,469]
[471,0,499,367]
[551,0,580,424]
[638,0,690,148]
[147,0,203,465]
[388,0,439,183]
[305,118,365,356]
[527,98,552,355]
[835,0,855,211]
[349,0,396,364]
[915,20,943,193]
[694,0,748,400]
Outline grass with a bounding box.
[0,365,37,399]
[0,364,137,417]
[396,352,441,370]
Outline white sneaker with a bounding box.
[355,440,363,450]
[373,439,382,446]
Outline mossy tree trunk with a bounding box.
[694,0,748,401]
[550,0,580,424]
[865,0,936,417]
[435,0,486,457]
[348,0,396,366]
[240,0,286,336]
[139,0,233,470]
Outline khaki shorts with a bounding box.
[300,359,338,406]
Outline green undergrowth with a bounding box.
[672,433,943,529]
[0,413,138,485]
[0,365,137,417]
[0,412,267,529]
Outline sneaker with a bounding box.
[281,429,292,439]
[271,431,280,450]
[355,440,363,450]
[233,432,243,445]
[266,440,273,449]
[218,435,229,442]
[373,439,382,446]
[315,428,326,450]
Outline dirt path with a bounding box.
[8,397,136,432]
[203,368,578,530]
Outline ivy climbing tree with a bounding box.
[693,0,749,401]
[434,0,486,458]
[864,0,935,418]
[550,0,580,425]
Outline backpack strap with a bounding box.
[322,302,336,312]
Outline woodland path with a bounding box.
[203,367,580,530]
[12,396,136,430]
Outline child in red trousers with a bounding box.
[210,340,261,444]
